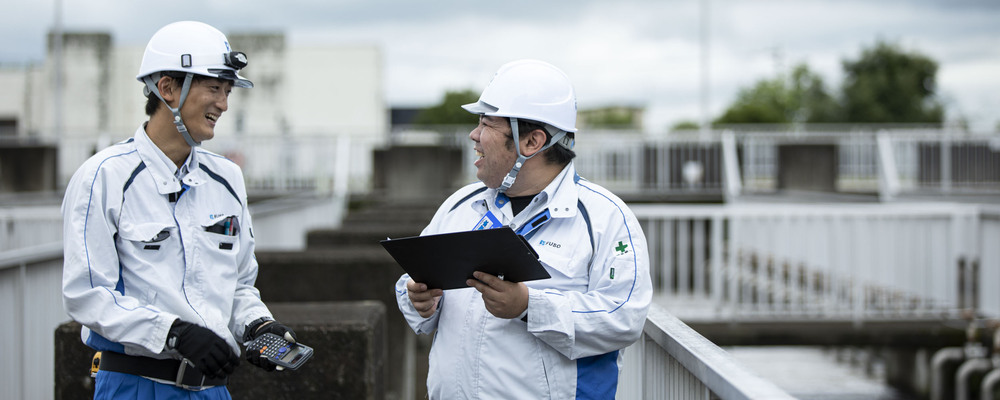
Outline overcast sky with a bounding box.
[3,0,999,132]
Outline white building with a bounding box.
[0,30,386,190]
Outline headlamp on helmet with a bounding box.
[224,51,248,70]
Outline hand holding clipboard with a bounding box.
[380,227,550,290]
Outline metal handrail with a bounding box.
[0,241,62,270]
[619,304,796,399]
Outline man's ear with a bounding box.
[156,76,179,107]
[521,128,549,157]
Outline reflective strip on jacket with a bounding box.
[395,162,653,399]
[62,125,272,359]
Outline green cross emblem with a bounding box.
[615,241,628,254]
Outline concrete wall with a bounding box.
[55,302,386,400]
[0,66,31,134]
[254,248,415,400]
[777,144,838,192]
[372,145,464,202]
[0,144,58,192]
[227,33,287,138]
[286,45,386,138]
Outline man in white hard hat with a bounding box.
[62,21,295,398]
[395,59,652,399]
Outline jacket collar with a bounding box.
[134,124,206,195]
[538,162,580,220]
[478,162,580,221]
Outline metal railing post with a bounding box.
[721,131,742,201]
[711,214,724,306]
[876,131,900,201]
[942,130,953,194]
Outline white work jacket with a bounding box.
[62,125,272,359]
[395,162,652,399]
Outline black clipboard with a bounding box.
[379,227,551,290]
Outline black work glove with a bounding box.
[244,319,297,371]
[167,320,240,379]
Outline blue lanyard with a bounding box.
[473,208,552,238]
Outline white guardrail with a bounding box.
[46,128,1000,200]
[0,206,63,252]
[56,133,373,196]
[0,242,65,400]
[459,128,1000,199]
[632,202,1000,322]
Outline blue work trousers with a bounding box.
[94,370,232,400]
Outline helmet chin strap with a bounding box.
[498,117,569,194]
[142,73,200,147]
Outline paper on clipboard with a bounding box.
[379,227,551,290]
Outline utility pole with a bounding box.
[699,0,711,137]
[52,0,64,139]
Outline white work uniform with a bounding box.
[395,162,652,399]
[62,124,272,360]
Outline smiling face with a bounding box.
[178,77,233,143]
[470,115,518,188]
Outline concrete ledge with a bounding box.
[55,322,96,400]
[229,302,386,400]
[340,202,439,226]
[255,248,401,303]
[55,301,386,400]
[255,249,420,400]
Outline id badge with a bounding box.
[473,210,502,231]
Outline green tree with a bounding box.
[579,106,641,128]
[788,64,841,123]
[840,40,943,123]
[715,64,839,125]
[671,120,701,131]
[414,89,480,125]
[715,78,790,124]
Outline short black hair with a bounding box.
[143,72,212,117]
[509,119,576,166]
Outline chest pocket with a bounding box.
[118,221,174,251]
[200,214,240,252]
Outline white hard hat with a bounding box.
[464,59,578,193]
[136,21,252,88]
[462,59,577,133]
